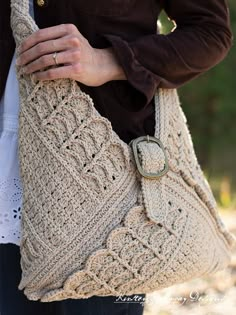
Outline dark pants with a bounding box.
[0,244,145,315]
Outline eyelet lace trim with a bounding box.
[0,178,22,245]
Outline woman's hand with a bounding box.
[16,24,126,86]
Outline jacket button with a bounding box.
[36,0,46,7]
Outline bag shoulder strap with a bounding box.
[11,0,38,48]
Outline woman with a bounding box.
[0,0,233,314]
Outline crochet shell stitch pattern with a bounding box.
[11,0,236,302]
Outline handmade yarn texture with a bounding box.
[11,0,236,302]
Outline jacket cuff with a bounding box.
[102,34,160,111]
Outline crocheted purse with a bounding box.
[11,0,236,302]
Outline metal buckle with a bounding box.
[130,135,169,179]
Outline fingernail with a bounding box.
[16,58,21,65]
[31,74,37,83]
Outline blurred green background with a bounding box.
[160,0,236,210]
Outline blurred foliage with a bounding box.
[159,1,236,208]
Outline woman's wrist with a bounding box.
[94,47,127,83]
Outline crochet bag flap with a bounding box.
[11,0,236,302]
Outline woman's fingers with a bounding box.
[18,24,78,53]
[23,49,81,74]
[32,63,81,81]
[17,35,80,66]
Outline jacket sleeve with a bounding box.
[102,0,233,110]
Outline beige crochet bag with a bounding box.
[11,0,236,302]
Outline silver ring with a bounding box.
[52,51,58,66]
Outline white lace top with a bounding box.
[0,50,22,245]
[0,0,34,245]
